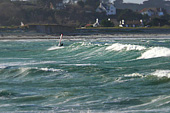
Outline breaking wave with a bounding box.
[138,47,170,59]
[151,70,170,78]
[124,70,170,79]
[0,61,58,69]
[106,43,146,51]
[124,73,144,77]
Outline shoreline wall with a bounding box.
[28,24,75,34]
[1,27,170,36]
[75,28,170,35]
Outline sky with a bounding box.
[124,0,146,3]
[111,0,146,4]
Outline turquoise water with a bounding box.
[1,36,170,112]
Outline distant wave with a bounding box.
[80,42,103,47]
[138,47,170,59]
[59,64,97,66]
[124,73,144,77]
[0,67,64,79]
[124,70,170,78]
[0,61,58,69]
[106,43,146,51]
[38,67,63,72]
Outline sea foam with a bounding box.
[138,47,170,59]
[106,43,146,51]
[123,70,170,78]
[151,70,170,78]
[39,68,62,72]
[47,46,64,50]
[124,73,144,77]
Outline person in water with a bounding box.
[58,34,63,47]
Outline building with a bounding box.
[119,20,144,27]
[93,18,100,27]
[140,8,164,17]
[96,3,116,15]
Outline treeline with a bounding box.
[0,0,102,26]
[0,0,170,27]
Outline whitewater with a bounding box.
[1,35,170,112]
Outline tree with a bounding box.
[77,1,85,8]
[101,19,114,27]
[37,0,63,7]
[117,9,143,21]
[85,0,100,8]
[0,2,24,26]
[148,17,170,26]
[0,0,10,3]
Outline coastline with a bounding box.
[1,34,170,40]
[1,28,170,40]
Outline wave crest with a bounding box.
[151,70,170,78]
[106,43,146,51]
[138,47,170,59]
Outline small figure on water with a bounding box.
[58,34,63,47]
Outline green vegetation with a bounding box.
[117,9,143,21]
[0,0,170,29]
[100,20,114,27]
[147,15,170,26]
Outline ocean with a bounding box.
[1,35,170,112]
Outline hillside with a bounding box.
[0,0,170,28]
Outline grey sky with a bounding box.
[124,0,146,3]
[111,0,146,4]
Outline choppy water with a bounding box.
[1,35,170,112]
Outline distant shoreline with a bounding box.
[1,28,170,40]
[1,34,170,40]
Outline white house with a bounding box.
[96,3,116,15]
[93,18,100,27]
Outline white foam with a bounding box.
[124,73,144,77]
[0,58,31,60]
[39,68,62,72]
[106,43,146,51]
[0,66,63,73]
[80,42,92,46]
[60,64,97,66]
[123,70,170,78]
[138,47,170,59]
[47,46,64,50]
[0,61,58,69]
[151,70,170,78]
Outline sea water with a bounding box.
[1,35,170,112]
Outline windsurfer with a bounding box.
[58,34,63,47]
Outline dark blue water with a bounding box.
[1,35,170,112]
